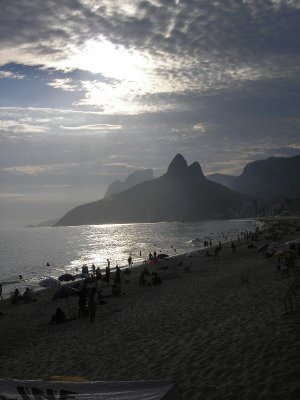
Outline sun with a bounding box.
[68,37,150,81]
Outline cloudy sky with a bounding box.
[1,0,300,226]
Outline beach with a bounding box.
[1,219,300,399]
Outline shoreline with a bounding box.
[0,218,261,299]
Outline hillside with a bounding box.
[231,155,300,199]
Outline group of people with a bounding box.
[51,251,159,324]
[77,282,97,322]
[11,287,35,304]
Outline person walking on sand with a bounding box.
[88,287,97,322]
[231,240,237,253]
[78,281,87,317]
[213,246,220,260]
[115,265,121,286]
[105,264,111,286]
[128,254,132,267]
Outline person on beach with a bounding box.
[23,287,35,302]
[204,250,211,257]
[128,255,132,267]
[96,267,102,284]
[105,264,111,286]
[88,287,97,322]
[11,288,21,304]
[78,282,87,317]
[213,246,220,260]
[231,240,237,253]
[50,307,67,324]
[0,283,2,299]
[115,265,121,286]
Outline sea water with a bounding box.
[0,219,258,297]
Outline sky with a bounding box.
[1,0,300,226]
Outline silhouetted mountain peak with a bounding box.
[188,161,205,179]
[166,154,188,176]
[55,153,254,226]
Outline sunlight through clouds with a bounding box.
[1,0,300,224]
[65,37,151,81]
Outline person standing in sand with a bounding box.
[105,264,111,286]
[231,240,237,253]
[128,254,132,267]
[88,287,97,322]
[78,281,87,317]
[0,283,2,299]
[115,265,121,286]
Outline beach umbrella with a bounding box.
[58,273,75,282]
[39,277,61,288]
[156,254,169,260]
[52,285,79,317]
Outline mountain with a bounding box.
[104,169,154,198]
[231,155,300,200]
[55,154,253,226]
[206,173,236,188]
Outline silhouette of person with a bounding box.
[88,287,97,322]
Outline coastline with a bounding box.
[0,218,300,399]
[0,218,259,298]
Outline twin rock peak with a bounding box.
[166,153,205,179]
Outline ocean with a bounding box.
[0,219,258,297]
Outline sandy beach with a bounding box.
[1,220,300,400]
